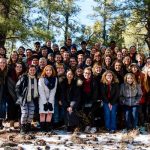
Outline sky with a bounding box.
[16,0,97,49]
[76,0,96,26]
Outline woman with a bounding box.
[0,58,7,129]
[100,70,120,133]
[120,73,142,130]
[60,69,81,132]
[16,65,38,134]
[38,65,57,131]
[7,62,25,129]
[143,68,150,123]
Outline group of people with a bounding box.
[0,39,150,134]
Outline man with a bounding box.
[77,41,90,56]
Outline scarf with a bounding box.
[44,77,56,90]
[27,74,38,102]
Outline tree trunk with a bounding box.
[64,12,69,42]
[0,0,10,46]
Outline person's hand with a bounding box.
[108,103,112,111]
[59,100,62,106]
[67,107,72,112]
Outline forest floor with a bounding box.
[0,122,150,150]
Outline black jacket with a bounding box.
[100,82,120,104]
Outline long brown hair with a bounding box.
[101,70,119,84]
[143,68,150,92]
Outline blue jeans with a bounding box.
[103,102,118,131]
[124,105,138,129]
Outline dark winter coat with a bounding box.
[100,83,120,105]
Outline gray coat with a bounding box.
[120,83,142,106]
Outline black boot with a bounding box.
[40,122,46,132]
[26,123,31,132]
[20,124,26,134]
[0,120,3,130]
[46,122,52,132]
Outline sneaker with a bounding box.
[90,127,97,134]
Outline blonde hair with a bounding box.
[101,70,119,84]
[124,73,137,88]
[92,62,102,74]
[41,65,56,77]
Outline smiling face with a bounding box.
[0,58,6,71]
[28,66,36,76]
[67,70,74,80]
[105,73,113,83]
[15,63,23,74]
[126,74,134,85]
[114,62,121,71]
[45,66,53,77]
[84,69,91,80]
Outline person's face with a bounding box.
[60,49,65,56]
[114,62,121,71]
[126,75,134,85]
[0,58,6,70]
[35,44,40,51]
[147,69,150,77]
[39,60,47,69]
[84,70,91,80]
[29,67,36,76]
[78,56,83,63]
[53,45,59,51]
[67,71,74,80]
[91,48,96,55]
[76,68,83,76]
[63,52,70,61]
[71,48,76,54]
[70,58,77,67]
[0,48,5,55]
[57,66,65,75]
[95,66,102,74]
[124,57,131,65]
[48,55,54,62]
[18,48,24,55]
[117,52,123,60]
[46,41,51,47]
[105,57,111,65]
[55,55,62,63]
[130,46,136,54]
[105,50,111,56]
[81,44,86,49]
[94,54,101,61]
[15,64,23,74]
[66,39,72,46]
[146,59,150,67]
[26,50,32,58]
[131,66,138,73]
[42,49,48,57]
[32,59,39,66]
[122,49,128,56]
[45,67,53,77]
[106,73,113,83]
[11,52,18,62]
[85,58,92,66]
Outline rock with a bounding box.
[1,142,18,147]
[18,146,24,150]
[34,139,46,146]
[4,146,13,150]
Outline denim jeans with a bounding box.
[103,102,118,131]
[124,105,139,129]
[52,98,59,123]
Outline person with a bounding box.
[0,58,8,129]
[77,41,90,56]
[16,65,38,134]
[81,67,99,133]
[7,62,25,129]
[60,70,81,132]
[100,70,120,133]
[143,68,150,123]
[38,65,57,131]
[120,73,142,130]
